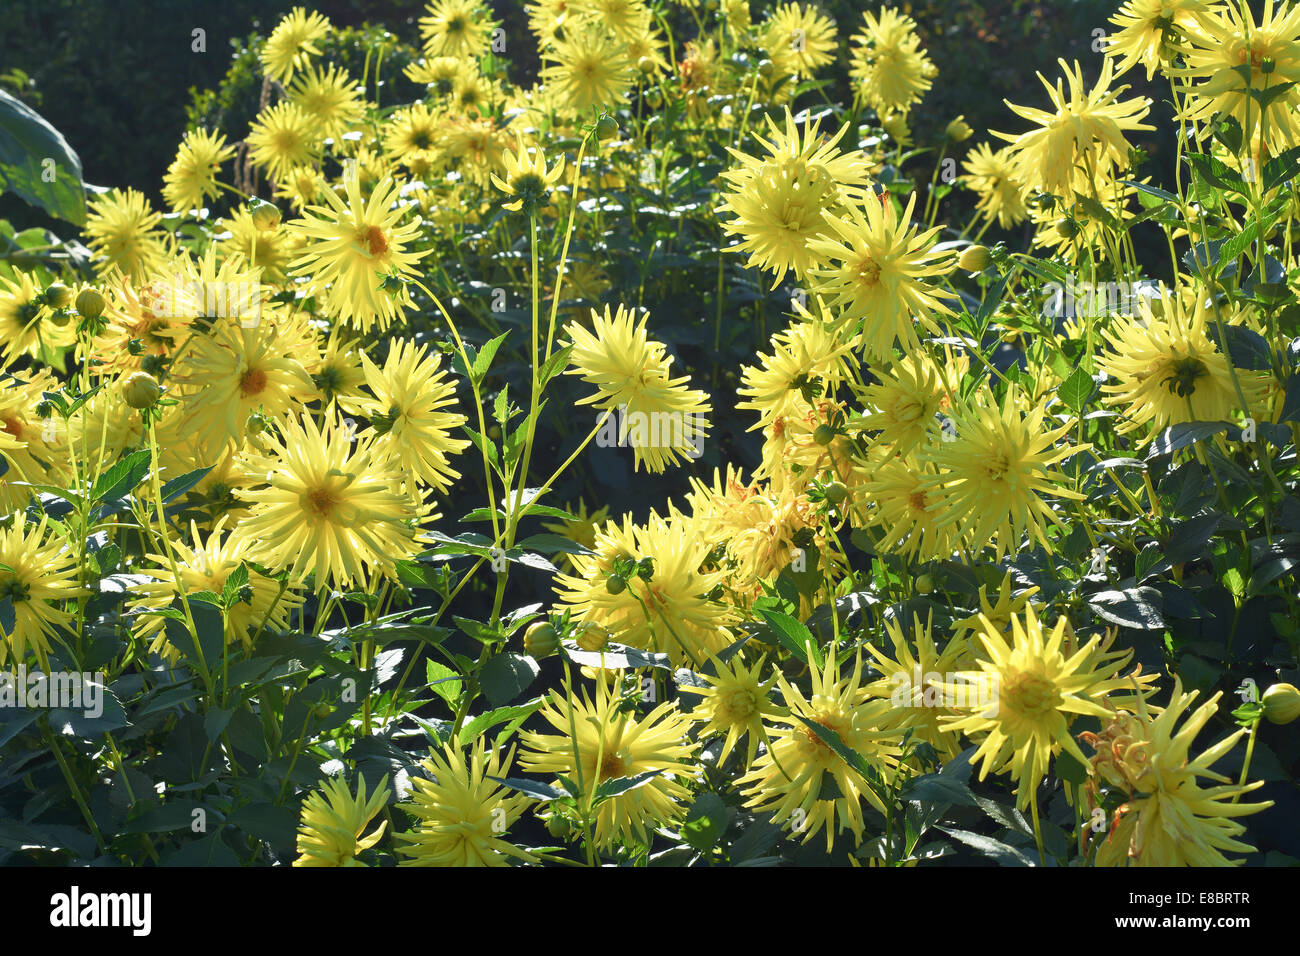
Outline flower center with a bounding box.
[359,225,389,258]
[1162,355,1208,398]
[1,416,24,439]
[722,688,757,721]
[596,750,627,781]
[303,486,340,518]
[239,367,268,397]
[1002,670,1061,719]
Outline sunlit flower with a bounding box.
[294,774,390,867]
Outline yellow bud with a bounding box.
[1262,683,1300,725]
[958,245,991,272]
[75,288,106,320]
[122,371,162,410]
[574,622,610,652]
[945,116,973,143]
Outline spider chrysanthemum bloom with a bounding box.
[294,773,390,867]
[0,270,72,364]
[0,512,83,670]
[718,110,875,287]
[848,7,937,115]
[762,3,837,77]
[419,0,496,58]
[261,6,331,85]
[0,369,65,510]
[920,385,1084,560]
[1105,0,1214,80]
[852,450,960,563]
[938,606,1140,811]
[962,142,1030,229]
[738,648,901,853]
[382,103,444,172]
[130,518,304,660]
[541,24,634,114]
[247,101,323,184]
[404,54,471,94]
[437,114,512,187]
[681,653,783,768]
[162,128,237,213]
[170,317,316,461]
[490,131,566,214]
[273,165,328,210]
[737,301,854,432]
[313,329,369,412]
[863,612,970,761]
[996,58,1153,200]
[1082,679,1272,867]
[289,175,427,334]
[807,192,959,360]
[395,740,537,867]
[554,509,736,667]
[519,680,699,850]
[357,338,470,493]
[288,64,365,141]
[951,571,1041,643]
[858,349,966,455]
[84,188,168,279]
[1171,0,1300,152]
[217,208,298,284]
[233,406,430,590]
[564,304,712,474]
[1097,288,1272,440]
[576,0,654,44]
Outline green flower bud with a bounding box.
[523,622,559,659]
[958,244,991,272]
[596,115,619,140]
[75,288,106,320]
[812,424,836,445]
[248,198,281,230]
[1262,683,1300,725]
[824,481,848,506]
[122,371,162,410]
[44,283,72,309]
[574,622,610,652]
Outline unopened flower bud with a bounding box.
[75,288,106,320]
[45,283,72,309]
[123,371,162,410]
[523,622,559,659]
[575,622,610,652]
[248,198,281,230]
[1262,682,1300,725]
[945,116,973,143]
[958,244,991,272]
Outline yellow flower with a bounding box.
[247,101,322,183]
[920,385,1084,560]
[681,652,782,767]
[763,3,837,77]
[554,508,736,667]
[962,141,1030,229]
[718,109,874,287]
[419,0,497,59]
[287,64,365,141]
[0,511,83,670]
[162,128,236,212]
[541,25,633,114]
[853,450,960,563]
[848,7,937,114]
[395,740,537,866]
[997,58,1153,200]
[294,774,390,867]
[1083,679,1273,866]
[233,406,430,590]
[84,188,169,279]
[490,131,565,214]
[939,606,1140,811]
[540,499,610,571]
[1106,0,1214,80]
[0,270,70,364]
[289,175,427,334]
[808,191,958,360]
[519,679,699,850]
[0,369,65,511]
[217,207,298,284]
[563,304,711,474]
[130,518,304,660]
[737,301,854,432]
[1097,287,1273,440]
[357,338,470,493]
[1172,0,1300,152]
[738,647,901,853]
[857,348,966,455]
[382,103,443,172]
[261,6,331,84]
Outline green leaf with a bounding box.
[793,715,885,800]
[681,791,728,852]
[593,769,660,801]
[1147,422,1229,458]
[0,89,86,225]
[471,332,509,382]
[754,608,823,668]
[1058,365,1095,413]
[1088,587,1165,630]
[562,642,672,671]
[937,827,1036,866]
[425,660,462,709]
[221,562,250,609]
[487,776,565,802]
[89,449,152,504]
[160,465,214,503]
[478,652,540,707]
[458,697,543,748]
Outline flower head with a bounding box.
[262,7,331,84]
[163,129,237,212]
[294,773,390,867]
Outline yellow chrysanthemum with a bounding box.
[419,0,497,59]
[857,348,966,455]
[852,450,960,563]
[681,652,782,768]
[1105,0,1214,80]
[564,304,711,474]
[738,647,901,853]
[0,511,83,670]
[1082,678,1273,867]
[541,25,633,115]
[357,338,469,493]
[1171,0,1300,152]
[1097,287,1273,440]
[939,607,1142,810]
[233,406,430,590]
[261,6,331,85]
[217,208,299,284]
[807,192,958,359]
[763,3,837,77]
[293,774,389,867]
[0,369,65,511]
[247,101,322,183]
[289,175,427,333]
[162,128,237,213]
[287,64,365,141]
[997,58,1153,200]
[519,679,699,850]
[920,385,1084,560]
[382,103,444,173]
[962,141,1030,229]
[490,131,566,213]
[848,7,937,115]
[0,270,71,364]
[737,301,853,431]
[84,188,169,279]
[395,740,537,867]
[554,509,736,667]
